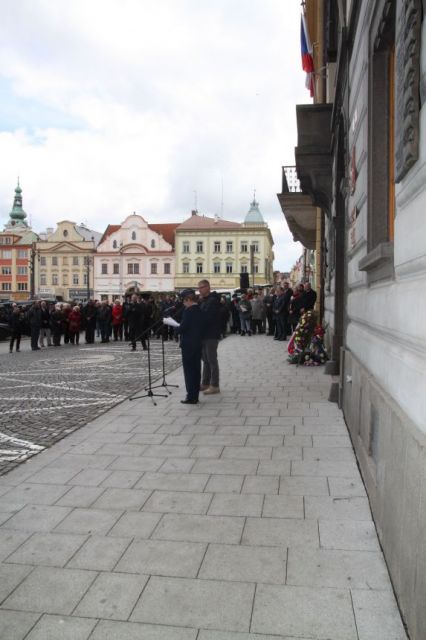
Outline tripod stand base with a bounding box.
[130,390,168,406]
[150,381,179,395]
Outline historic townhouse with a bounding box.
[0,182,37,301]
[35,222,101,302]
[94,213,177,300]
[175,199,274,290]
[281,2,425,638]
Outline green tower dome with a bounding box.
[8,179,28,228]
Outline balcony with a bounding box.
[277,166,317,250]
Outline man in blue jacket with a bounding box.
[165,289,206,404]
[198,279,222,394]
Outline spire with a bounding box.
[8,178,28,228]
[244,194,265,225]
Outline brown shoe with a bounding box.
[203,386,220,395]
[200,384,210,391]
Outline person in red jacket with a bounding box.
[68,306,82,345]
[112,299,123,341]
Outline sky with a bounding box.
[0,0,310,271]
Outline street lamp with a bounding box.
[84,255,93,302]
[250,244,255,288]
[29,243,40,299]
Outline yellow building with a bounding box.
[35,221,101,302]
[175,199,274,290]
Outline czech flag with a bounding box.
[301,13,314,97]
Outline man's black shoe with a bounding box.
[180,399,199,404]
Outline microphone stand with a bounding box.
[150,333,179,395]
[129,333,168,405]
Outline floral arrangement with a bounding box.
[287,311,328,366]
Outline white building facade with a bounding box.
[94,214,177,300]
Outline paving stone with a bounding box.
[279,475,329,496]
[208,493,263,517]
[246,435,283,447]
[257,461,290,476]
[5,532,87,567]
[303,446,355,462]
[163,435,194,445]
[99,470,144,489]
[191,446,224,458]
[291,460,358,478]
[26,468,80,485]
[24,613,97,640]
[241,476,279,494]
[90,488,151,511]
[0,610,40,640]
[259,426,295,435]
[221,446,272,460]
[131,576,254,632]
[199,543,286,584]
[74,571,148,620]
[251,584,357,639]
[328,476,367,497]
[109,456,164,472]
[296,423,346,436]
[135,472,209,492]
[0,530,32,561]
[143,490,212,515]
[2,566,96,615]
[108,512,162,538]
[55,486,105,508]
[47,453,117,470]
[159,458,196,473]
[1,505,71,533]
[128,434,167,445]
[115,538,206,577]
[351,589,408,639]
[2,483,71,506]
[66,441,104,455]
[152,513,244,544]
[198,632,301,640]
[304,496,372,521]
[192,459,258,475]
[312,435,352,448]
[319,520,381,551]
[90,620,198,639]
[262,495,304,519]
[191,435,247,446]
[204,475,244,494]
[54,508,123,535]
[67,469,112,486]
[271,447,303,461]
[242,517,319,548]
[0,563,33,602]
[67,534,131,571]
[95,443,147,457]
[287,547,392,589]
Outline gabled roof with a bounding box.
[149,223,178,247]
[99,225,120,244]
[177,213,241,230]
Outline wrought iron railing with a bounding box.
[282,166,301,193]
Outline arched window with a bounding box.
[131,231,136,241]
[113,240,117,249]
[151,239,155,248]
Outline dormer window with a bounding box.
[113,240,117,249]
[131,231,136,241]
[63,230,68,237]
[151,239,155,248]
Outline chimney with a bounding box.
[191,209,198,216]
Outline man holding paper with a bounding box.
[163,289,206,404]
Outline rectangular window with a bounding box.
[52,274,58,285]
[196,262,203,274]
[63,274,68,285]
[4,237,11,245]
[83,273,88,285]
[254,264,259,273]
[17,249,28,258]
[252,242,259,253]
[226,262,233,273]
[17,283,28,291]
[1,267,11,275]
[101,263,108,274]
[133,263,140,274]
[52,256,58,266]
[128,263,139,274]
[1,283,11,291]
[214,262,221,273]
[17,266,27,275]
[40,275,47,286]
[183,241,190,253]
[241,242,248,253]
[164,263,171,274]
[150,263,157,275]
[40,256,46,266]
[183,262,189,273]
[1,250,12,259]
[226,241,233,253]
[241,265,248,273]
[196,241,203,253]
[73,274,79,285]
[73,256,79,266]
[113,263,119,274]
[214,241,221,253]
[62,257,68,266]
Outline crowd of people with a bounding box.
[3,281,316,357]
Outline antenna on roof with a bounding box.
[193,190,198,211]
[220,178,224,217]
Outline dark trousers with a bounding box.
[201,339,219,387]
[10,334,21,352]
[69,331,80,345]
[182,349,201,401]
[52,329,61,346]
[113,324,123,340]
[30,326,40,350]
[274,314,287,340]
[251,319,263,334]
[100,321,110,342]
[129,326,147,350]
[266,311,275,335]
[85,322,95,344]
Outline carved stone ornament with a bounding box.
[394,0,422,182]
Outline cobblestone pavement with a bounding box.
[0,334,407,639]
[0,339,181,475]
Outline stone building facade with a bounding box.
[283,2,426,638]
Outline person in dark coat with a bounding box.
[98,301,112,343]
[127,294,147,351]
[9,305,23,353]
[166,289,206,404]
[84,300,97,344]
[198,279,222,394]
[300,282,317,312]
[50,304,64,346]
[28,301,42,351]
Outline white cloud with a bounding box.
[0,0,308,269]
